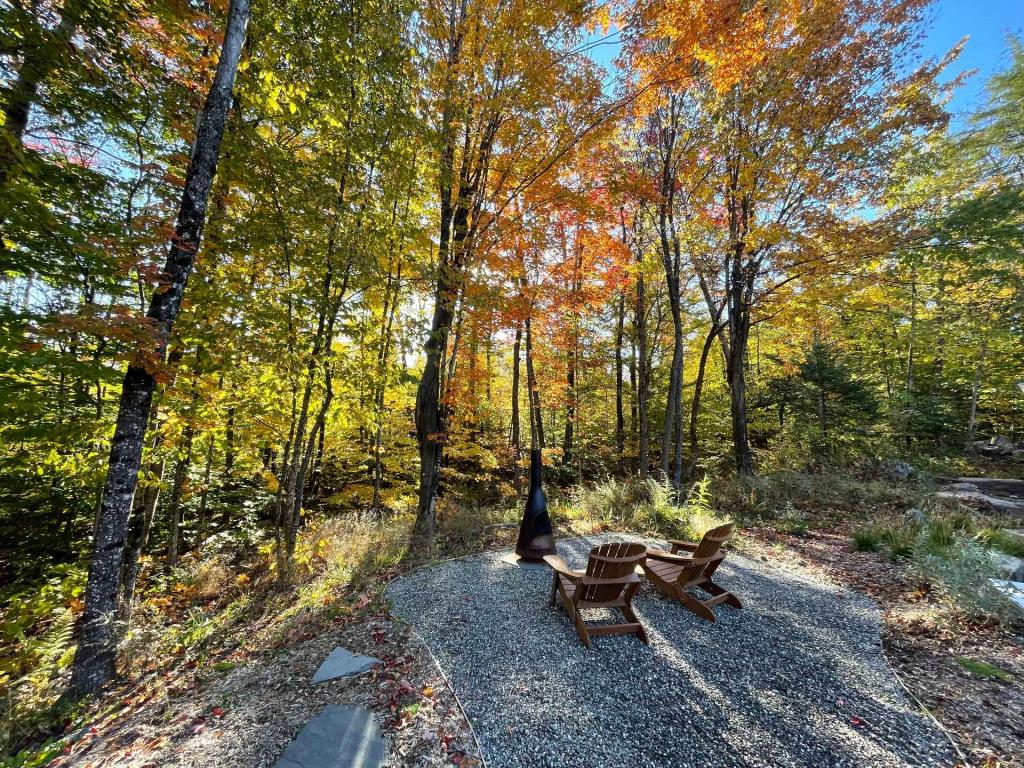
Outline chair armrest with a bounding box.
[646,548,692,565]
[646,548,725,567]
[581,572,642,587]
[543,554,583,582]
[667,539,699,553]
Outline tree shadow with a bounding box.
[386,533,958,768]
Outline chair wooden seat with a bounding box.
[642,523,741,622]
[544,542,648,648]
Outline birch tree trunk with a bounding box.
[68,0,250,697]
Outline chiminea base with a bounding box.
[515,533,556,561]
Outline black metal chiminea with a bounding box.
[515,449,556,560]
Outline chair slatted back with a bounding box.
[580,542,646,603]
[692,523,734,561]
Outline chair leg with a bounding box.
[675,586,716,622]
[549,573,559,607]
[570,603,591,648]
[621,604,647,644]
[704,581,742,609]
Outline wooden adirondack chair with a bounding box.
[544,542,648,648]
[642,523,741,622]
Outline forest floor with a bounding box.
[44,593,481,768]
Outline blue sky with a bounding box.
[586,0,1023,124]
[924,0,1022,123]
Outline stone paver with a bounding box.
[311,647,380,684]
[274,705,386,768]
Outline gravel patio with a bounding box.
[387,533,959,768]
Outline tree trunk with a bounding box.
[510,323,522,492]
[726,304,753,475]
[614,291,626,471]
[685,322,720,479]
[636,259,650,480]
[562,354,575,466]
[659,234,683,481]
[906,271,917,396]
[117,401,165,625]
[967,337,988,443]
[525,314,544,450]
[67,0,249,697]
[415,262,457,538]
[195,436,215,546]
[166,421,194,567]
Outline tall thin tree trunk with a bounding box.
[636,260,650,480]
[906,271,917,396]
[510,323,522,492]
[68,0,250,697]
[195,437,215,546]
[967,337,988,443]
[562,353,575,465]
[415,213,467,537]
[117,401,165,625]
[525,314,544,450]
[166,421,194,567]
[726,308,753,475]
[614,291,626,471]
[685,322,720,479]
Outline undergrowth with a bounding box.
[564,475,731,543]
[850,509,1024,626]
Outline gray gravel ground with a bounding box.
[387,533,958,768]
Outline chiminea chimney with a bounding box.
[515,449,556,560]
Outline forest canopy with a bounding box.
[1,0,1022,721]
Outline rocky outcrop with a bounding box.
[970,435,1024,459]
[932,477,1024,518]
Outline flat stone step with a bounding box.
[941,477,1024,499]
[311,647,380,684]
[274,705,386,768]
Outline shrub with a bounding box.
[924,517,956,553]
[674,477,730,542]
[880,523,917,560]
[572,476,730,542]
[775,502,810,537]
[911,533,1020,624]
[851,526,882,552]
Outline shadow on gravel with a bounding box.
[386,533,958,768]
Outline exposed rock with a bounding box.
[991,436,1017,454]
[904,508,927,525]
[932,491,1024,518]
[988,580,1024,619]
[882,459,915,482]
[941,477,1024,499]
[990,552,1024,582]
[971,436,1019,457]
[311,647,380,684]
[946,482,980,494]
[274,705,386,768]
